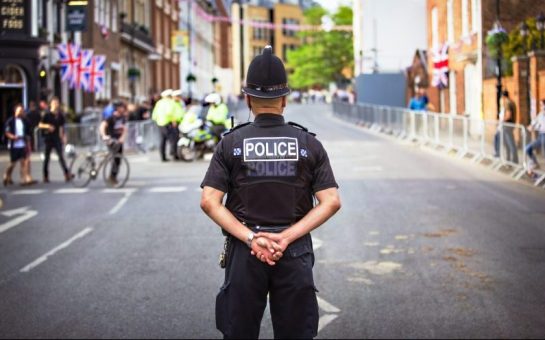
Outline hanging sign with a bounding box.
[66,0,88,32]
[0,0,29,35]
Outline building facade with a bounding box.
[0,0,46,128]
[426,0,545,125]
[231,0,303,95]
[152,0,180,96]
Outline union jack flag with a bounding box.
[57,43,81,86]
[87,55,106,93]
[432,43,449,89]
[78,49,94,91]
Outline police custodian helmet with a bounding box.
[242,46,291,99]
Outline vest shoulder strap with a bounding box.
[287,121,316,137]
[223,121,252,136]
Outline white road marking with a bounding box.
[317,296,341,313]
[316,296,341,333]
[20,227,93,273]
[318,314,339,333]
[312,236,323,251]
[102,188,137,194]
[353,166,383,172]
[0,206,38,234]
[149,186,187,193]
[109,192,134,215]
[54,188,90,194]
[11,189,46,195]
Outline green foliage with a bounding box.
[503,18,544,60]
[286,5,354,89]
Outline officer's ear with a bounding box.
[281,96,287,108]
[246,95,252,110]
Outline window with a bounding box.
[282,18,298,37]
[461,0,469,37]
[431,7,439,48]
[105,0,110,29]
[471,0,479,32]
[94,0,99,24]
[112,1,118,32]
[253,20,270,41]
[447,0,454,43]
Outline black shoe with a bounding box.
[162,158,170,162]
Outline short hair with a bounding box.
[248,96,284,110]
[502,90,510,97]
[113,100,126,110]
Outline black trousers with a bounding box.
[43,139,69,178]
[109,144,123,178]
[159,125,178,160]
[216,233,319,339]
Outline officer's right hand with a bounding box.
[251,237,283,266]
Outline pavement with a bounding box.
[0,103,544,338]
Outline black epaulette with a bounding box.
[223,122,252,136]
[288,121,316,136]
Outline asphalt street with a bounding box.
[0,103,544,338]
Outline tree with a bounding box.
[286,5,354,89]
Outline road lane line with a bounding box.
[149,186,187,193]
[312,236,323,251]
[353,166,383,172]
[20,227,93,273]
[317,296,341,313]
[0,206,38,234]
[11,189,46,195]
[109,192,133,215]
[318,314,338,333]
[102,188,137,194]
[54,188,90,194]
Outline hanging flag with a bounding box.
[88,55,106,93]
[57,43,81,85]
[77,49,94,91]
[432,43,449,89]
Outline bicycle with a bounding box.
[68,141,130,188]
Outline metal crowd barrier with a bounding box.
[332,101,545,188]
[38,120,160,154]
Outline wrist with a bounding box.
[246,231,255,248]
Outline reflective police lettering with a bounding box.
[243,137,299,162]
[246,161,297,177]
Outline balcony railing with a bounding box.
[120,22,154,49]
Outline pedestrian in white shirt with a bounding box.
[525,99,545,174]
[3,104,36,186]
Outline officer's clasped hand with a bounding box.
[250,236,284,266]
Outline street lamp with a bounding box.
[537,12,545,49]
[520,21,530,123]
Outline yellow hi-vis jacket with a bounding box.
[206,103,229,125]
[152,98,175,126]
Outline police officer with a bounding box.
[200,46,341,339]
[205,93,230,139]
[152,89,177,161]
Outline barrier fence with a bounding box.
[34,120,160,154]
[333,101,545,188]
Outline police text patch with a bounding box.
[243,137,299,162]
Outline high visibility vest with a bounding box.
[152,98,174,126]
[206,103,229,125]
[173,101,186,123]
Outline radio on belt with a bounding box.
[243,137,299,162]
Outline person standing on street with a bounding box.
[152,89,177,161]
[100,101,127,186]
[3,104,37,186]
[25,100,41,151]
[494,90,519,164]
[39,97,72,183]
[200,46,341,339]
[525,99,545,175]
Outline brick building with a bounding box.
[425,0,545,125]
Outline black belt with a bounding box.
[243,222,291,233]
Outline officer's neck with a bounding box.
[252,108,284,115]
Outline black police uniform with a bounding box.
[201,113,338,338]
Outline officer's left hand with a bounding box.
[254,232,289,253]
[251,237,283,265]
